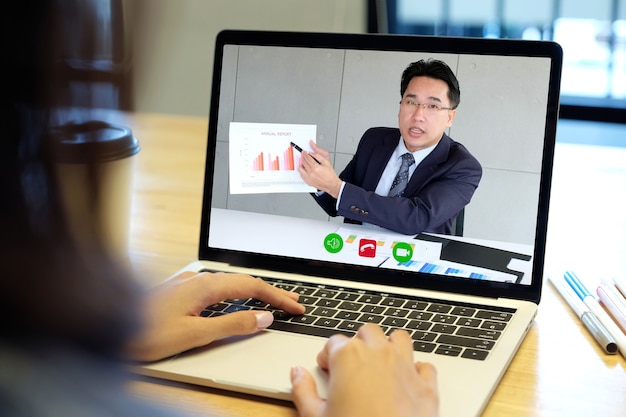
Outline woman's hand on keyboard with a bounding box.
[125,271,305,361]
[290,323,439,417]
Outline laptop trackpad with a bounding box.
[139,330,329,400]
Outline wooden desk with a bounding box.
[116,112,625,417]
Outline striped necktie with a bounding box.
[388,152,415,197]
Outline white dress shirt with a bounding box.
[335,137,437,208]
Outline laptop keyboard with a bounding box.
[200,275,515,361]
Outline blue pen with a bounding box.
[564,271,592,299]
[564,271,626,358]
[548,274,616,354]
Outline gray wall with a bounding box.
[130,0,367,116]
[212,45,552,245]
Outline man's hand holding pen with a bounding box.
[297,140,343,199]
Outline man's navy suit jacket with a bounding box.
[313,127,482,235]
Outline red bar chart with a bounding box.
[252,145,301,172]
[229,122,317,194]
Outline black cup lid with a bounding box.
[53,120,140,163]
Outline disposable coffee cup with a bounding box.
[54,121,140,259]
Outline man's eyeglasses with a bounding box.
[400,99,454,113]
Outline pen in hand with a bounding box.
[290,141,321,165]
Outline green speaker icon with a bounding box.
[323,233,344,254]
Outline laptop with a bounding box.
[137,30,562,417]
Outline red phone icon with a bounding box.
[358,239,377,258]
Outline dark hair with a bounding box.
[400,59,461,109]
[1,0,140,357]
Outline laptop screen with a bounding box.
[201,30,562,303]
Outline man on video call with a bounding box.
[298,59,482,236]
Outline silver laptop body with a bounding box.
[137,30,562,417]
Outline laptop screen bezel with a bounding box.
[199,30,562,304]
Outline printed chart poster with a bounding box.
[229,122,317,194]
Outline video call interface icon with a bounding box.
[323,233,415,264]
[358,239,377,258]
[323,233,343,254]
